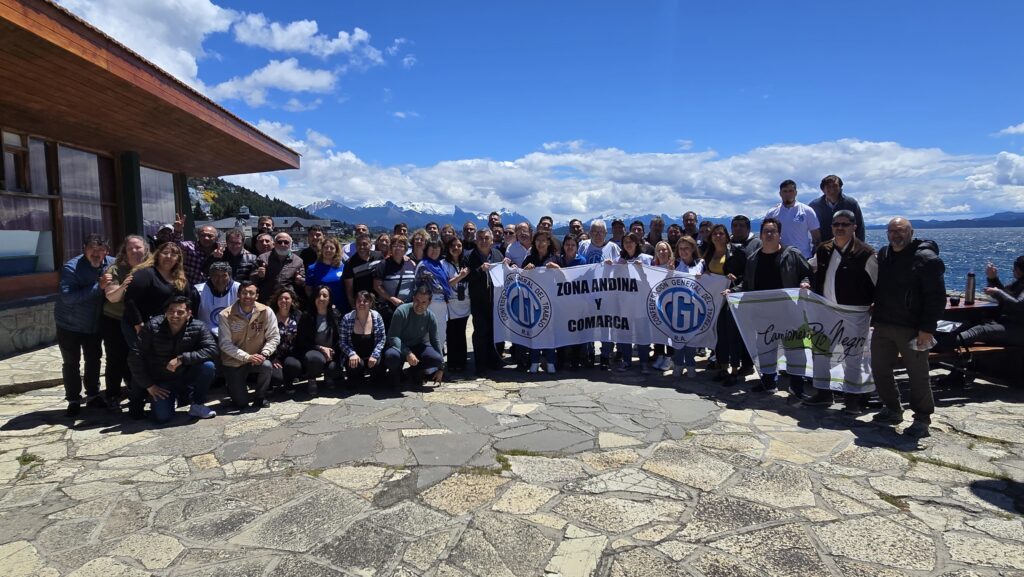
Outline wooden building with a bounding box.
[0,0,299,356]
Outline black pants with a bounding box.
[100,315,129,399]
[57,327,102,403]
[471,305,498,373]
[958,321,1024,347]
[447,315,469,370]
[715,307,744,369]
[270,350,339,386]
[384,343,444,387]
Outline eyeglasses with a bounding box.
[504,231,514,236]
[275,239,291,245]
[832,222,852,228]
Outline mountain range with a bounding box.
[300,199,1024,233]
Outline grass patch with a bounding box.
[875,491,910,511]
[16,453,41,466]
[888,449,1011,481]
[495,449,548,472]
[305,468,325,478]
[458,466,502,476]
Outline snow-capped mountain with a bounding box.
[299,199,531,230]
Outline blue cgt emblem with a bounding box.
[657,286,707,334]
[505,279,544,329]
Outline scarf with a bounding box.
[420,256,453,299]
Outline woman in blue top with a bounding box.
[306,237,347,314]
[414,238,465,361]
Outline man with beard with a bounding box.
[254,233,305,304]
[764,180,820,258]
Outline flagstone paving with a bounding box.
[1,361,1023,576]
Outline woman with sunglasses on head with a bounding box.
[702,224,748,386]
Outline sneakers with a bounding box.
[871,407,904,425]
[528,363,540,374]
[188,404,217,419]
[546,363,557,374]
[662,358,675,372]
[903,420,931,438]
[251,398,271,410]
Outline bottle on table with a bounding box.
[965,272,976,306]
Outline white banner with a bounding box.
[489,263,731,349]
[727,289,874,393]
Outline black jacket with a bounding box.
[467,247,505,308]
[988,276,1024,325]
[295,306,343,354]
[128,316,218,388]
[812,239,876,306]
[737,246,812,291]
[873,239,946,333]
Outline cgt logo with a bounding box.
[648,276,715,340]
[497,274,552,337]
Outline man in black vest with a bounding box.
[802,210,877,410]
[467,228,505,377]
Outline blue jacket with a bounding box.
[54,254,115,333]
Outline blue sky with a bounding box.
[58,1,1024,222]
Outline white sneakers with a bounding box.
[188,404,216,419]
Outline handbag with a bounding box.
[375,265,405,324]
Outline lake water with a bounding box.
[864,227,1023,293]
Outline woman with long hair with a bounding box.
[295,285,343,395]
[444,236,472,373]
[671,236,706,381]
[702,224,747,385]
[125,242,191,333]
[373,234,417,329]
[339,290,387,385]
[415,238,465,362]
[100,235,149,405]
[522,230,559,374]
[268,287,304,393]
[615,232,653,373]
[551,234,588,370]
[306,236,347,313]
[374,233,390,257]
[649,240,675,372]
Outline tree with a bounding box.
[192,201,206,221]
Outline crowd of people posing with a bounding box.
[54,175,1024,438]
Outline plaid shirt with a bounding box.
[174,232,215,286]
[339,309,386,360]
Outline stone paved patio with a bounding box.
[1,351,1023,576]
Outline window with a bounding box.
[0,131,56,276]
[58,145,116,261]
[140,166,176,238]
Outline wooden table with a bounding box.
[943,299,999,323]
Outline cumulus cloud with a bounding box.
[233,13,381,62]
[386,38,408,56]
[392,111,420,119]
[56,0,236,88]
[225,137,1024,224]
[997,122,1024,136]
[676,139,694,151]
[541,140,586,152]
[282,97,322,112]
[207,58,335,107]
[402,54,418,69]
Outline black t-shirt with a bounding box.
[299,246,318,269]
[343,251,382,297]
[755,250,784,291]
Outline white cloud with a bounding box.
[542,140,586,152]
[676,139,694,151]
[393,111,420,119]
[997,122,1024,136]
[282,97,322,112]
[386,38,408,56]
[56,0,237,88]
[229,137,1024,224]
[207,58,335,107]
[402,54,418,69]
[233,13,381,62]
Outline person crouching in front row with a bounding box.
[383,285,445,388]
[127,296,218,423]
[218,281,280,411]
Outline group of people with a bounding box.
[54,175,1023,438]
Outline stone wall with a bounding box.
[0,298,57,359]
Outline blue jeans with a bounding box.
[150,360,215,423]
[672,346,697,368]
[384,343,444,387]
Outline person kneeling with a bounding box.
[218,281,280,410]
[128,296,218,423]
[340,291,387,385]
[383,285,444,388]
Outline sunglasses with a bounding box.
[832,222,852,228]
[275,239,291,245]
